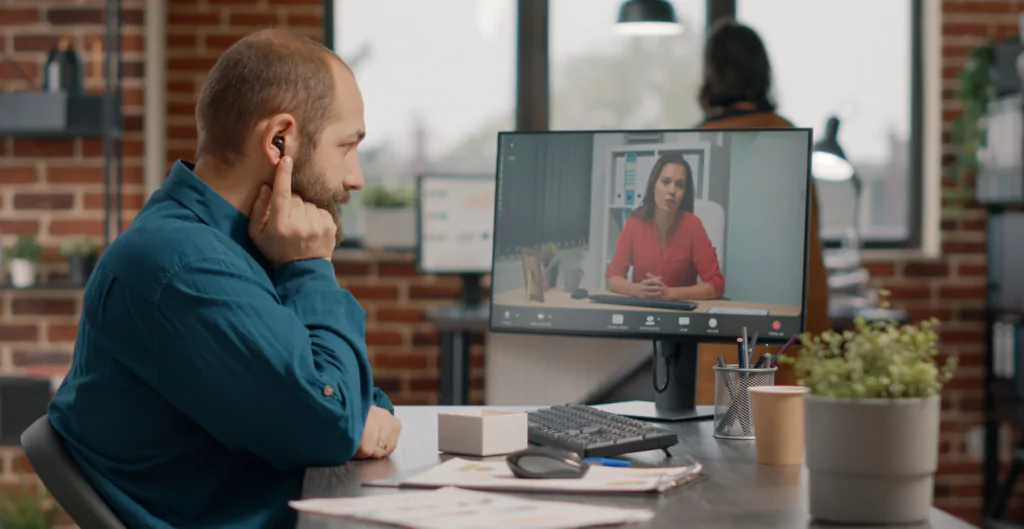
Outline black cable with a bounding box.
[653,341,673,393]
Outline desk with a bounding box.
[299,406,977,529]
[493,288,801,316]
[422,306,489,405]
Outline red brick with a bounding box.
[121,35,144,52]
[268,0,323,4]
[48,324,79,342]
[959,308,986,322]
[409,285,460,300]
[48,167,103,184]
[47,8,103,25]
[903,262,949,277]
[957,263,986,277]
[379,263,419,276]
[123,166,144,184]
[374,376,402,393]
[13,350,72,366]
[347,285,399,301]
[49,220,105,237]
[168,12,221,26]
[168,125,197,140]
[228,13,280,26]
[960,219,986,231]
[944,2,1015,14]
[939,286,986,300]
[906,307,953,322]
[12,455,32,475]
[167,83,195,97]
[410,377,437,392]
[413,330,439,346]
[13,193,73,210]
[333,261,371,276]
[0,325,38,342]
[122,62,145,79]
[365,330,403,346]
[376,307,423,323]
[85,192,144,211]
[944,376,984,391]
[884,285,931,301]
[14,35,60,52]
[936,460,982,475]
[0,221,40,235]
[940,330,984,345]
[943,23,989,36]
[205,35,244,49]
[864,262,896,277]
[375,353,430,369]
[0,9,39,24]
[0,167,37,184]
[12,298,75,316]
[0,61,37,81]
[13,139,74,157]
[168,34,197,50]
[169,58,218,72]
[942,241,986,254]
[287,14,321,27]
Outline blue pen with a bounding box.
[585,458,631,467]
[736,338,747,368]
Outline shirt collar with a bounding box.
[162,160,266,265]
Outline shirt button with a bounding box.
[322,385,335,397]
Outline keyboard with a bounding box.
[526,404,679,458]
[588,294,697,312]
[707,306,769,316]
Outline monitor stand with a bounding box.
[460,272,483,308]
[592,340,715,422]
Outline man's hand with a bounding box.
[249,156,337,268]
[354,406,402,460]
[634,274,667,299]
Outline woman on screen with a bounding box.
[605,153,725,301]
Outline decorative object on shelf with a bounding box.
[44,37,83,95]
[0,482,59,529]
[60,236,103,286]
[779,294,957,525]
[6,236,42,289]
[361,183,416,250]
[539,242,560,290]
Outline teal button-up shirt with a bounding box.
[48,161,393,529]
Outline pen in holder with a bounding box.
[711,364,777,440]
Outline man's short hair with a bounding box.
[195,29,342,164]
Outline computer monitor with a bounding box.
[487,129,812,420]
[416,173,496,307]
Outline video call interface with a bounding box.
[489,129,813,341]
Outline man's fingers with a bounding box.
[270,155,293,217]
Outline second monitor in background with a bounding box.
[417,174,496,307]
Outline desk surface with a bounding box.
[299,407,976,529]
[492,288,801,317]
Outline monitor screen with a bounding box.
[488,129,812,343]
[417,174,496,274]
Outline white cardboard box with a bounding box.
[437,409,528,457]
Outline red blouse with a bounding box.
[605,211,725,294]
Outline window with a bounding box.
[737,0,922,247]
[550,0,707,131]
[331,1,516,241]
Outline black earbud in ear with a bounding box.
[272,136,285,157]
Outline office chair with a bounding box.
[21,415,126,529]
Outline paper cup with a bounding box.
[749,385,811,466]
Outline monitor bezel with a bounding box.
[486,127,814,345]
[415,172,497,276]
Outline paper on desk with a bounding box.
[290,487,654,529]
[398,457,703,493]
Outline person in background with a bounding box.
[694,19,830,399]
[47,29,400,529]
[606,153,725,301]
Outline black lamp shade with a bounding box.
[615,0,682,36]
[811,116,855,182]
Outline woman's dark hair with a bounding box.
[631,153,695,219]
[699,19,775,113]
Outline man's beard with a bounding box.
[291,150,349,245]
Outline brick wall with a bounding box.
[0,0,1010,526]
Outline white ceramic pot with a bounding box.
[805,395,940,524]
[9,258,37,288]
[362,208,415,250]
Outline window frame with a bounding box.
[324,0,926,251]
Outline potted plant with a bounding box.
[59,236,102,286]
[539,242,559,290]
[361,183,415,250]
[0,484,58,529]
[7,236,42,288]
[780,293,957,524]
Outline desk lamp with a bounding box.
[812,115,861,247]
[614,0,684,36]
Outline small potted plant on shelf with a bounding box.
[59,236,102,286]
[6,236,42,289]
[361,183,415,250]
[780,291,957,524]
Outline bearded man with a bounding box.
[47,29,400,529]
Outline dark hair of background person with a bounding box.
[699,19,776,113]
[631,153,695,219]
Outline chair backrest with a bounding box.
[693,199,726,271]
[21,416,126,529]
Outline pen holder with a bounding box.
[711,365,777,440]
